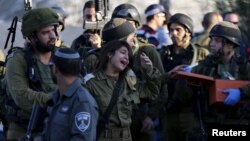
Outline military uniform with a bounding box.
[130,38,166,141]
[159,43,209,141]
[3,7,60,141]
[44,78,98,141]
[192,30,211,50]
[84,67,161,141]
[5,48,57,140]
[192,54,250,124]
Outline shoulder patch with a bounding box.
[83,73,95,84]
[75,112,91,133]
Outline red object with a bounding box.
[174,71,250,106]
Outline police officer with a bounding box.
[5,8,59,140]
[158,13,209,141]
[137,4,167,49]
[192,21,250,127]
[40,48,98,141]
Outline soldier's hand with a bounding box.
[167,64,187,77]
[140,116,154,133]
[89,34,101,48]
[140,52,153,72]
[223,89,241,106]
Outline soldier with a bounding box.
[5,8,59,140]
[111,3,141,29]
[192,12,223,50]
[112,4,166,141]
[223,11,250,60]
[50,6,69,48]
[84,40,161,141]
[71,0,102,52]
[83,17,139,73]
[158,13,209,141]
[191,21,250,128]
[39,48,98,141]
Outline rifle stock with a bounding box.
[18,103,41,141]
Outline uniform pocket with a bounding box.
[52,112,70,127]
[120,96,133,119]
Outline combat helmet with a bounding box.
[209,21,241,46]
[168,13,193,35]
[21,7,59,37]
[112,3,141,27]
[51,6,68,31]
[102,18,135,43]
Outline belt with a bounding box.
[103,126,131,139]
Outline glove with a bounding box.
[183,66,192,73]
[223,89,241,106]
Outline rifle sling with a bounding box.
[97,75,123,138]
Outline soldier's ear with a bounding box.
[185,28,191,37]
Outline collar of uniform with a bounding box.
[94,71,118,81]
[141,24,156,34]
[63,78,82,97]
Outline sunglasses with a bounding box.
[157,13,166,17]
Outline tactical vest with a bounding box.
[4,46,56,129]
[197,54,248,80]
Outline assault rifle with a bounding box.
[83,0,109,36]
[18,103,41,141]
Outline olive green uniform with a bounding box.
[158,44,209,141]
[5,48,57,140]
[192,30,210,50]
[192,54,250,126]
[130,38,166,141]
[84,66,161,141]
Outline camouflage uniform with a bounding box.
[5,8,59,140]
